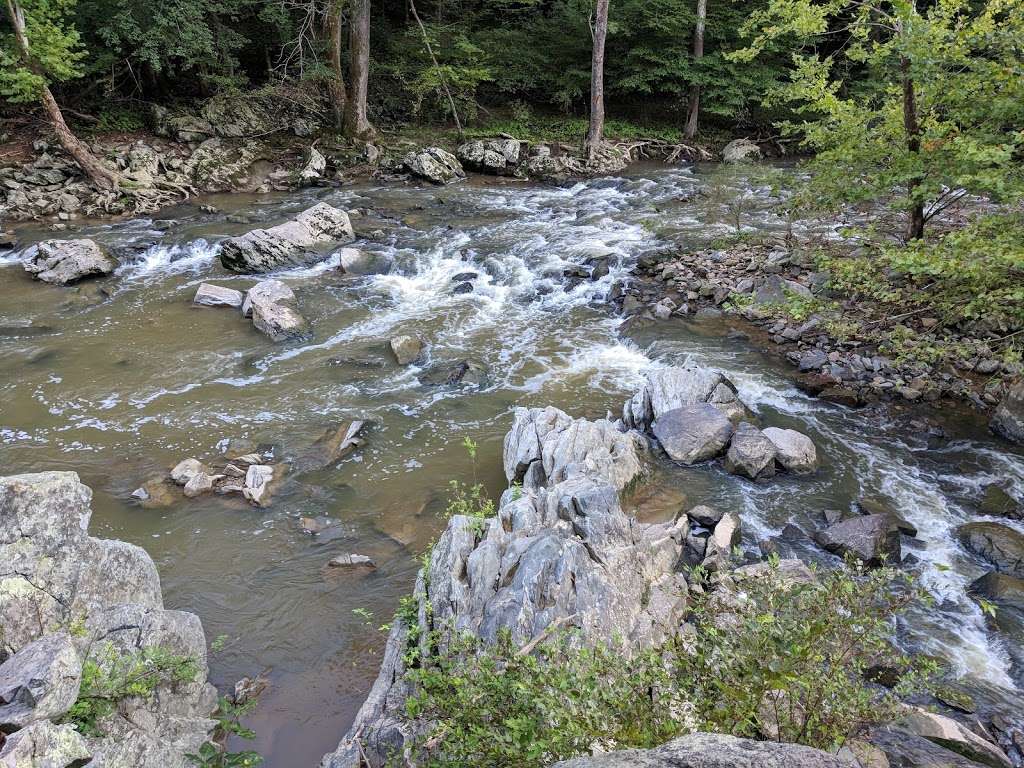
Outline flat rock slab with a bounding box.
[194,282,244,308]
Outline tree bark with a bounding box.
[343,0,375,140]
[684,0,707,140]
[5,0,119,190]
[901,55,925,240]
[324,0,347,130]
[585,0,610,161]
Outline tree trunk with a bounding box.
[684,0,707,140]
[901,55,925,240]
[325,0,347,130]
[585,0,610,161]
[343,0,375,140]
[5,0,119,190]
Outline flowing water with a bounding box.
[1,164,1022,765]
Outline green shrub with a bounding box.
[399,557,936,766]
[63,644,199,737]
[186,696,262,768]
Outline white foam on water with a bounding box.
[115,239,218,280]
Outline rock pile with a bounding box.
[402,147,466,185]
[622,242,1019,408]
[624,366,818,480]
[0,471,217,767]
[194,278,309,341]
[456,138,522,176]
[134,449,281,508]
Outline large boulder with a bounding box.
[0,471,217,767]
[219,203,355,273]
[624,366,747,431]
[402,147,465,185]
[899,708,1012,768]
[456,138,522,175]
[957,522,1024,578]
[324,408,683,767]
[550,733,850,768]
[724,423,778,479]
[762,427,819,474]
[244,280,309,341]
[722,138,762,163]
[0,632,81,729]
[652,404,734,465]
[813,513,902,565]
[969,571,1024,609]
[992,380,1024,445]
[21,239,116,285]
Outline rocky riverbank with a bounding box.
[617,239,1023,428]
[0,471,218,767]
[322,366,1024,768]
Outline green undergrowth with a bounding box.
[395,556,938,767]
[63,644,199,737]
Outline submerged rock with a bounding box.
[21,239,116,285]
[295,420,367,473]
[402,147,465,185]
[327,554,375,569]
[337,247,392,276]
[245,280,309,341]
[550,732,850,768]
[219,203,355,273]
[652,403,734,465]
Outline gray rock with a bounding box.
[703,511,742,570]
[21,239,116,285]
[624,365,747,431]
[652,404,734,464]
[550,732,850,767]
[328,554,376,568]
[219,203,355,273]
[402,147,465,185]
[992,380,1023,445]
[969,571,1024,609]
[724,422,778,479]
[899,708,1012,768]
[0,632,81,728]
[687,504,723,528]
[295,420,368,474]
[799,349,829,372]
[870,726,995,768]
[337,247,391,275]
[299,146,327,184]
[979,484,1021,519]
[814,513,902,565]
[390,335,423,365]
[722,138,762,163]
[324,408,681,768]
[761,427,819,474]
[957,522,1024,578]
[457,138,521,175]
[753,274,812,305]
[170,458,208,486]
[193,283,244,308]
[0,720,91,768]
[245,280,309,341]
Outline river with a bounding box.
[1,163,1022,766]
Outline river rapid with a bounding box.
[1,163,1022,766]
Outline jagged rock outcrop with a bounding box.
[550,732,851,768]
[20,239,117,285]
[219,202,355,273]
[322,406,689,767]
[402,147,465,185]
[0,471,217,767]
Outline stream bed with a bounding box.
[1,163,1023,766]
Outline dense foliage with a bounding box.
[401,557,936,767]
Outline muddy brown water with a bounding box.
[1,163,1023,765]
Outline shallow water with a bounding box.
[1,164,1022,765]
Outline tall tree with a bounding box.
[2,0,118,189]
[343,0,374,139]
[683,0,707,139]
[324,0,347,129]
[584,0,609,161]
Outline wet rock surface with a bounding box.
[0,471,217,767]
[219,203,355,273]
[245,280,309,341]
[20,239,116,285]
[402,147,465,185]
